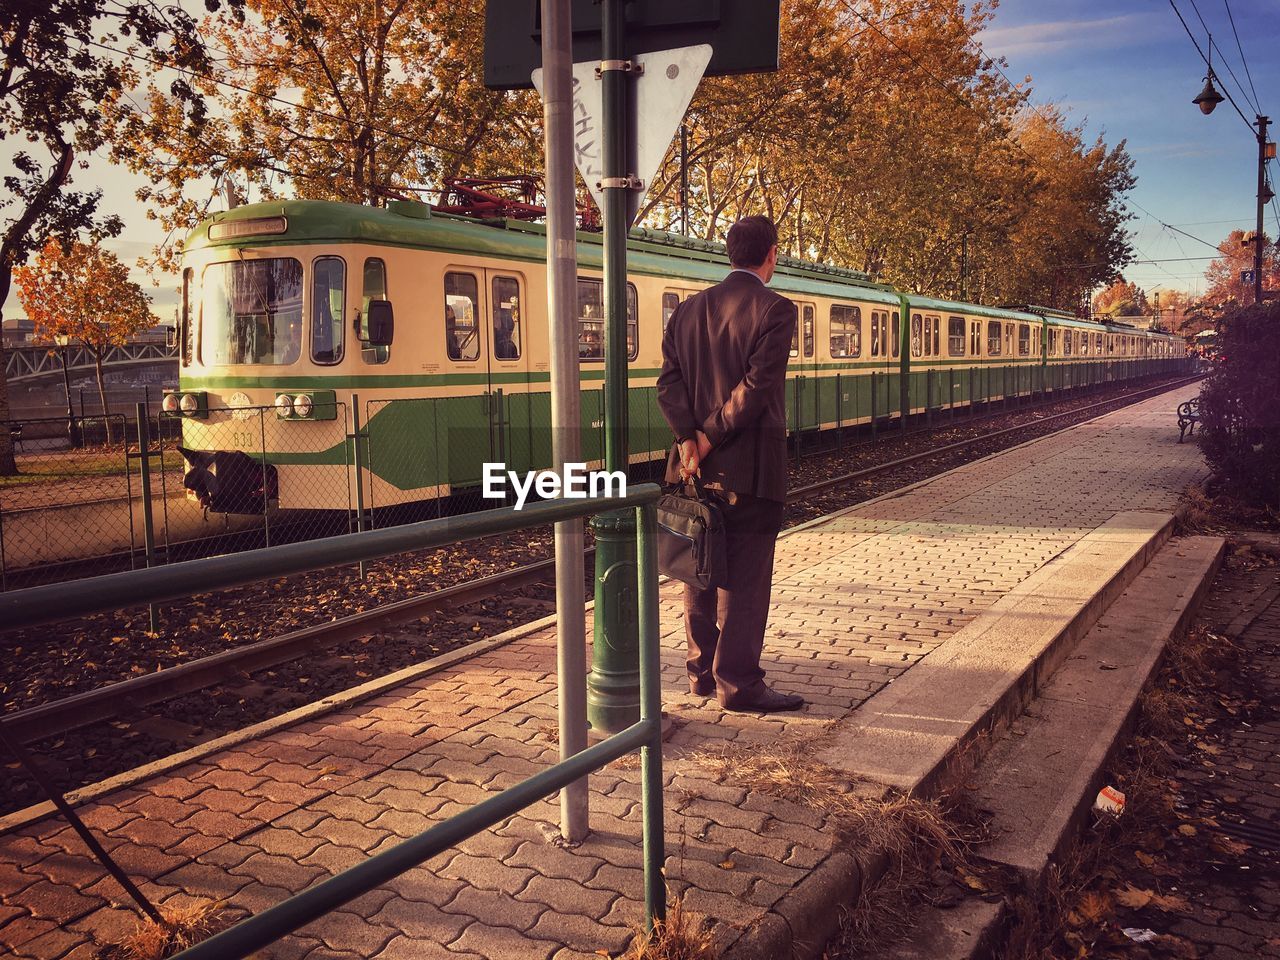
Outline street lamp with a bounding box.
[1194,68,1273,304]
[54,334,81,448]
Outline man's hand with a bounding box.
[678,437,700,479]
[696,430,713,461]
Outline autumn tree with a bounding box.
[1202,229,1280,309]
[0,0,226,475]
[14,240,155,436]
[105,0,538,269]
[1092,278,1148,317]
[107,0,1137,317]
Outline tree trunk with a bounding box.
[94,351,112,444]
[0,328,15,475]
[0,139,75,475]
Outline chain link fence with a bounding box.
[0,414,132,590]
[2,360,1191,589]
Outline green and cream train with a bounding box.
[167,199,1187,515]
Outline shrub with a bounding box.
[1197,299,1280,508]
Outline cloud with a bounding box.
[980,14,1162,57]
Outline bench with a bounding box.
[1177,397,1200,443]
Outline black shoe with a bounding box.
[721,686,806,713]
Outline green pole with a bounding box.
[587,0,641,734]
[898,295,911,432]
[135,402,159,633]
[636,501,666,930]
[351,394,367,581]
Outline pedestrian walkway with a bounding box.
[0,384,1209,960]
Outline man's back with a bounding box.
[657,270,796,501]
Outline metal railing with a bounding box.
[0,484,667,957]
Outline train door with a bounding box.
[441,269,492,487]
[485,270,533,477]
[791,302,819,432]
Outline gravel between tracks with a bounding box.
[0,378,1192,816]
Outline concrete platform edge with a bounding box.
[878,534,1225,960]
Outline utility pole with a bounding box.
[680,123,690,236]
[586,0,641,734]
[540,0,589,841]
[1254,115,1270,305]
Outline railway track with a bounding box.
[0,374,1200,815]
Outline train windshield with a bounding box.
[201,258,303,365]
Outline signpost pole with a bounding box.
[587,0,642,734]
[541,0,590,841]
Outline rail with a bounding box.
[0,485,668,956]
[0,373,1205,747]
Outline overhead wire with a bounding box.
[1168,0,1256,134]
[1221,0,1261,114]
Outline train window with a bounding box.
[870,311,882,357]
[1005,323,1014,356]
[948,317,965,356]
[445,272,481,362]
[310,257,345,365]
[930,316,940,357]
[911,313,923,357]
[1035,326,1042,354]
[803,305,815,358]
[970,320,981,356]
[790,315,799,358]
[987,320,1002,356]
[892,313,900,358]
[492,276,521,360]
[1018,324,1030,356]
[662,292,679,332]
[180,268,193,366]
[1064,330,1073,356]
[830,304,860,358]
[200,257,303,366]
[360,258,389,364]
[576,279,637,360]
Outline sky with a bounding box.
[8,0,1280,319]
[976,0,1280,301]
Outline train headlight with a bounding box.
[179,393,199,415]
[162,393,181,415]
[293,393,314,418]
[275,393,294,418]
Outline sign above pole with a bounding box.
[484,0,779,90]
[532,44,711,226]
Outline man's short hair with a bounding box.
[726,216,777,269]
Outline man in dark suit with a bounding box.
[657,216,804,713]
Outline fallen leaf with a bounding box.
[1114,885,1154,909]
[1076,890,1111,922]
[1210,835,1251,856]
[718,860,735,870]
[1135,850,1158,868]
[1177,824,1197,837]
[959,871,987,892]
[1152,892,1192,914]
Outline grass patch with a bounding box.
[98,899,226,960]
[623,896,717,960]
[683,740,989,957]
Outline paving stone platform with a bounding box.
[0,384,1209,960]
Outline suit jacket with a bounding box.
[657,270,797,502]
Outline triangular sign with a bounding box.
[533,44,711,226]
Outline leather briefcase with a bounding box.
[656,476,727,590]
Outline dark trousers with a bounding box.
[684,493,785,702]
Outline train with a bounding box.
[165,199,1187,516]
